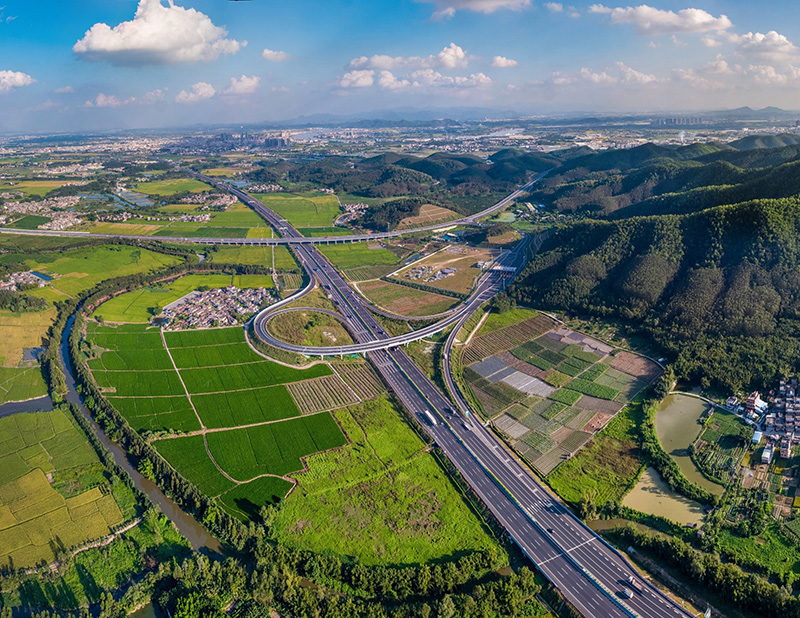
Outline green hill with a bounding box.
[509,196,800,391]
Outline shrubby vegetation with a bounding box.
[0,289,48,312]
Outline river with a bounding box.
[655,394,724,496]
[60,314,223,555]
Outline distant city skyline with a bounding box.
[2,0,800,132]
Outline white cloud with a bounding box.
[550,62,656,86]
[701,35,722,48]
[733,31,798,63]
[222,74,260,95]
[409,69,491,87]
[262,48,289,62]
[85,93,121,108]
[73,0,243,66]
[418,0,530,20]
[612,61,657,83]
[491,56,518,68]
[748,64,790,85]
[589,4,732,35]
[339,70,375,88]
[139,88,167,104]
[0,70,34,94]
[704,55,735,75]
[544,2,563,12]
[54,85,73,94]
[175,82,216,103]
[272,86,290,93]
[671,68,724,89]
[349,43,469,71]
[378,71,411,90]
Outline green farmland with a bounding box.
[253,193,341,229]
[318,242,399,269]
[271,397,500,565]
[85,324,347,520]
[0,409,130,569]
[210,245,298,271]
[92,273,273,323]
[135,178,211,196]
[19,245,182,298]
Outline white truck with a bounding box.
[422,409,438,426]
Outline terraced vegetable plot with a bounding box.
[287,374,360,413]
[462,320,660,475]
[334,363,385,400]
[0,409,126,569]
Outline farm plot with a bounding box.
[107,396,199,433]
[92,274,238,323]
[287,374,360,413]
[0,409,125,570]
[253,193,341,229]
[358,279,457,317]
[207,413,347,480]
[270,397,498,566]
[23,245,180,298]
[390,245,500,295]
[0,367,48,405]
[191,386,298,428]
[694,409,748,483]
[318,242,399,270]
[154,435,235,497]
[462,320,660,476]
[219,476,294,522]
[334,363,385,400]
[342,263,398,281]
[462,314,555,365]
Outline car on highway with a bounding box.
[621,588,633,599]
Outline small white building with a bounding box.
[762,445,774,465]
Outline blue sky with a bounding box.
[1,0,800,132]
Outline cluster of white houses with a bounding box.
[730,380,800,464]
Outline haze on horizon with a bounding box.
[1,0,800,133]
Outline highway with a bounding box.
[214,177,699,618]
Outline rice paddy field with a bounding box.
[0,180,71,197]
[91,273,273,323]
[84,323,350,520]
[270,396,500,566]
[0,409,131,569]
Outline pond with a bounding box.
[656,394,724,495]
[622,467,705,527]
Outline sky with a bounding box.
[1,0,800,132]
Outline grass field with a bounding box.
[253,193,341,229]
[23,245,181,298]
[135,178,211,196]
[358,279,457,317]
[0,409,127,569]
[547,401,645,505]
[268,310,354,347]
[0,307,57,368]
[92,273,272,323]
[270,397,499,565]
[318,242,399,269]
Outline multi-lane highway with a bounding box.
[251,238,526,355]
[212,176,699,617]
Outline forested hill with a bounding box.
[527,135,800,217]
[508,196,800,391]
